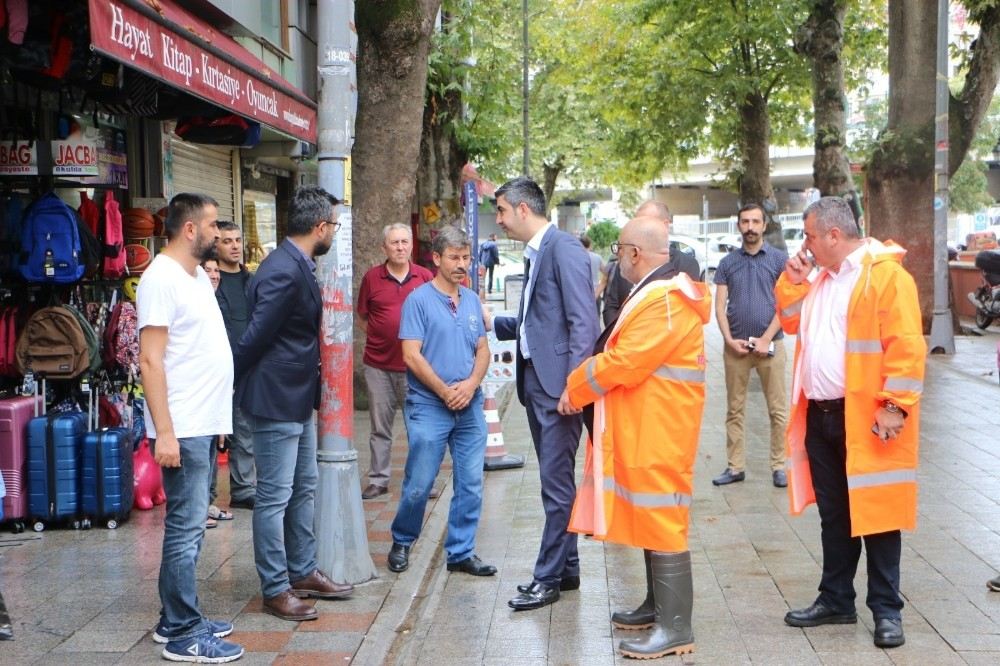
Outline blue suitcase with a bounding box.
[81,428,133,529]
[27,412,87,531]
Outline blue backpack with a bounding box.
[19,193,85,283]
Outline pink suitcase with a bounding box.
[0,395,42,533]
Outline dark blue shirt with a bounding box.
[399,282,486,406]
[714,242,787,341]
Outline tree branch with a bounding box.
[949,4,1000,175]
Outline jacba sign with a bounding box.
[88,0,317,144]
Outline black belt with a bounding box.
[809,398,845,412]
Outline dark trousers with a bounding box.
[485,264,496,292]
[805,402,903,620]
[524,365,581,586]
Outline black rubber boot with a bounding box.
[619,551,694,659]
[611,549,655,630]
[0,589,13,640]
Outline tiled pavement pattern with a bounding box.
[2,305,1000,664]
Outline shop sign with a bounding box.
[0,141,38,175]
[88,0,317,144]
[52,139,99,176]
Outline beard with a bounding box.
[194,232,218,262]
[314,237,332,257]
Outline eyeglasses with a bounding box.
[611,242,640,255]
[318,219,341,232]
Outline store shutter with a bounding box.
[168,139,239,224]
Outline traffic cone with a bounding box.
[482,382,525,471]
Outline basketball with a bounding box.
[125,244,152,274]
[124,208,156,239]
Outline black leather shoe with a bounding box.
[517,575,580,593]
[446,555,497,576]
[772,470,788,487]
[508,582,560,611]
[784,602,857,627]
[388,543,410,573]
[874,618,904,648]
[712,468,746,486]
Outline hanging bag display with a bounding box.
[18,193,85,284]
[102,196,125,278]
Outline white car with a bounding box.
[695,233,741,270]
[782,225,804,256]
[670,234,709,280]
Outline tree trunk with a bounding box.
[864,0,935,329]
[416,87,468,245]
[737,91,780,246]
[541,156,564,218]
[796,1,856,205]
[949,4,1000,175]
[354,0,441,406]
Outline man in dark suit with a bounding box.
[486,177,600,611]
[602,200,701,328]
[235,187,353,622]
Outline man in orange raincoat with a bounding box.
[558,215,711,660]
[775,197,925,649]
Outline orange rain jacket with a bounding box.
[775,239,926,536]
[565,273,711,552]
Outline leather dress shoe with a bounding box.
[874,618,905,648]
[446,555,497,576]
[291,569,354,599]
[388,543,410,573]
[784,602,857,627]
[772,469,788,488]
[361,484,388,500]
[508,582,560,611]
[263,590,318,622]
[988,574,1000,592]
[517,575,580,593]
[712,468,746,486]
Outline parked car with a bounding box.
[670,234,709,280]
[782,225,804,256]
[695,233,741,270]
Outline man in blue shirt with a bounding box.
[712,203,789,488]
[387,225,496,577]
[478,233,500,293]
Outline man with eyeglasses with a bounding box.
[234,186,354,623]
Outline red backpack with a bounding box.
[77,191,99,236]
[102,196,125,278]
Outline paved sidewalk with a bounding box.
[1,315,999,665]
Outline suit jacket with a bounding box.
[234,239,321,422]
[494,226,599,404]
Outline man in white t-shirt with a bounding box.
[138,193,244,664]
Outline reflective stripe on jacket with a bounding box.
[775,238,926,536]
[566,273,710,551]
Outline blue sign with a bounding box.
[464,180,479,291]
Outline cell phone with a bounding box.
[871,423,887,441]
[747,337,775,356]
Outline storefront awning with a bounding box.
[87,0,317,145]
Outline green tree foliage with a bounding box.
[585,221,620,251]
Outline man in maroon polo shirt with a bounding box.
[358,223,434,499]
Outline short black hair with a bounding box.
[287,186,341,237]
[165,193,218,240]
[737,202,766,222]
[495,176,546,217]
[218,221,239,232]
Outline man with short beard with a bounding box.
[138,193,244,662]
[215,221,256,510]
[234,187,354,622]
[711,203,789,488]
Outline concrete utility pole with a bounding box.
[929,0,955,354]
[522,0,529,176]
[314,0,376,584]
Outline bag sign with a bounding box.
[52,139,99,176]
[0,141,38,175]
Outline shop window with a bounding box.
[243,190,277,270]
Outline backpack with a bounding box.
[62,304,101,374]
[103,301,139,375]
[19,192,85,283]
[77,191,99,236]
[102,196,125,278]
[76,211,102,279]
[15,306,89,378]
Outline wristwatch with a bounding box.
[882,400,907,417]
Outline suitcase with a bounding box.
[0,395,43,533]
[27,411,87,531]
[81,428,133,529]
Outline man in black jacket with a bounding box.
[216,221,255,509]
[235,187,353,622]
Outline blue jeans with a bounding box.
[391,393,487,563]
[250,413,319,598]
[156,436,213,640]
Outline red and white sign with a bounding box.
[0,141,38,175]
[88,0,317,144]
[52,139,99,176]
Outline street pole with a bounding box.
[929,0,955,354]
[314,0,376,583]
[522,0,529,176]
